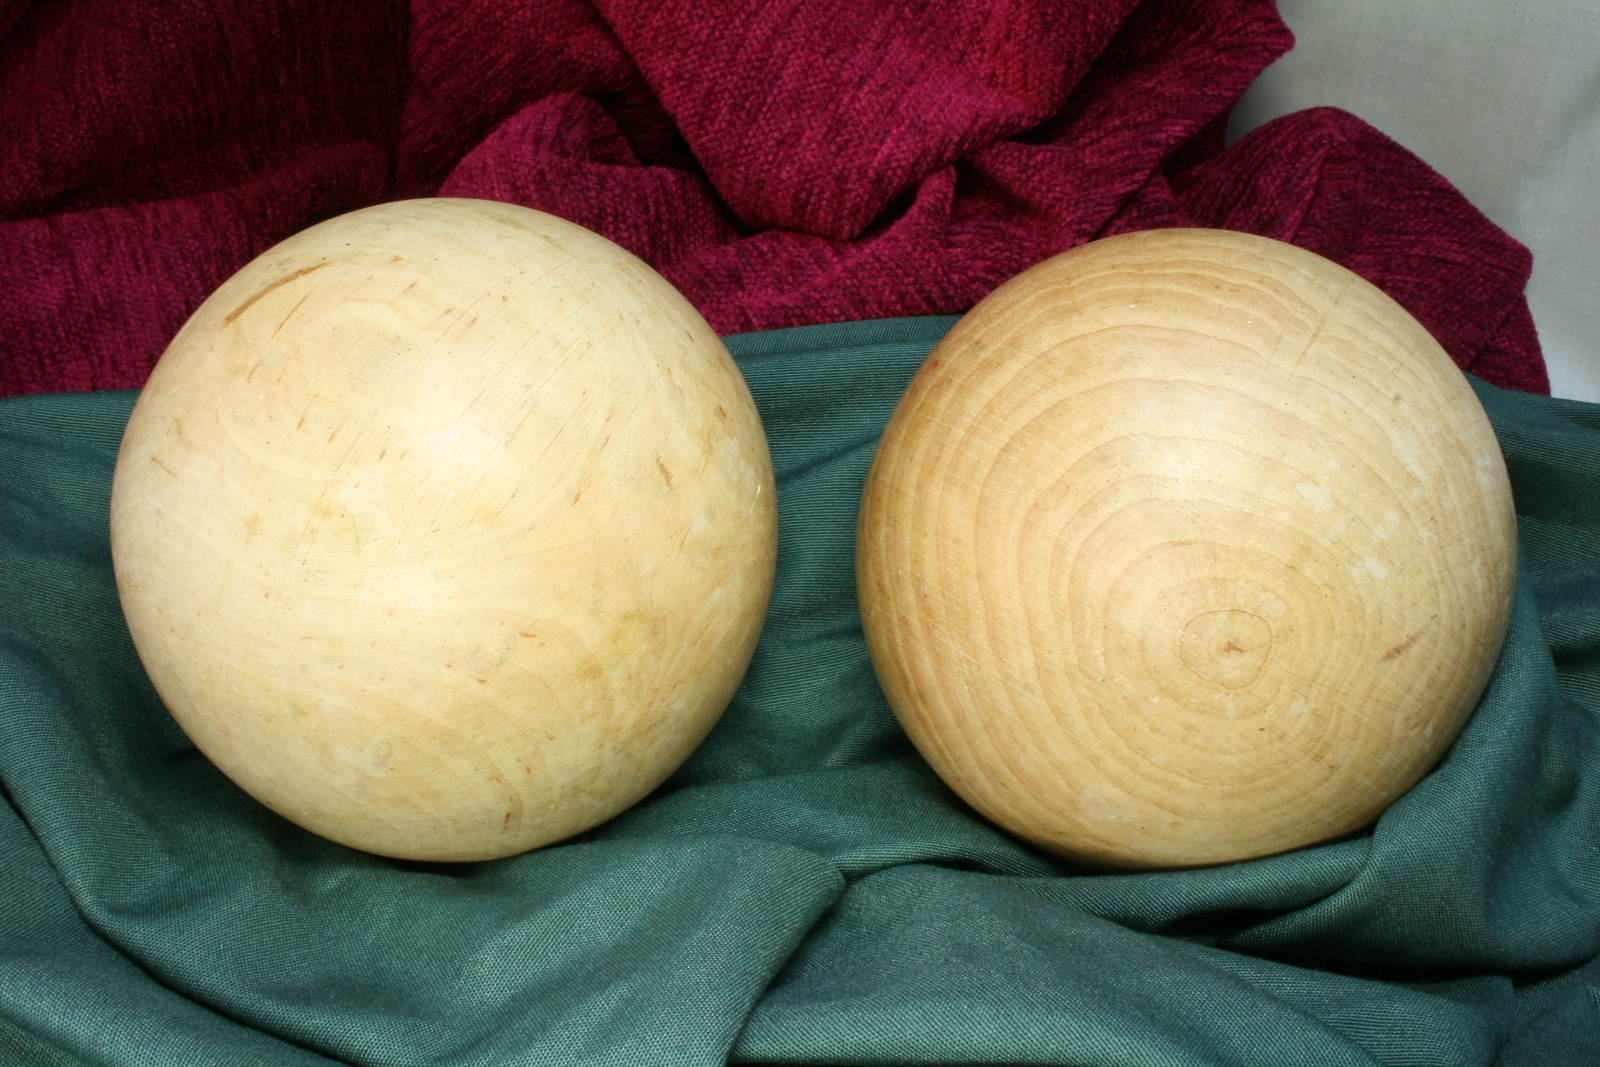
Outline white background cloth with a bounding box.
[1229,0,1600,401]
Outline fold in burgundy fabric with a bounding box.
[0,0,1549,397]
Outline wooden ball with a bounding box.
[110,199,777,862]
[857,229,1516,869]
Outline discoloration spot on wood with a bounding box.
[224,262,328,325]
[1382,623,1432,661]
[656,458,675,489]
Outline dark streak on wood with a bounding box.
[224,262,329,325]
[1382,623,1432,661]
[272,291,315,338]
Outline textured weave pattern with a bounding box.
[0,317,1597,1065]
[0,0,1549,397]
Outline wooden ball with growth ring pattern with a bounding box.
[857,228,1516,869]
[111,199,777,862]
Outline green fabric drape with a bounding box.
[2,316,1597,1065]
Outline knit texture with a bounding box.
[0,0,1549,397]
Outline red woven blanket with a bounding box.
[0,0,1548,397]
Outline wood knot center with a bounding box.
[1179,609,1272,689]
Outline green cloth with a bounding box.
[2,316,1598,1066]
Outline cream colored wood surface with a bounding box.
[857,228,1516,869]
[111,199,777,862]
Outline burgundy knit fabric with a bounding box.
[0,0,1550,397]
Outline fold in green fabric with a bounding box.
[2,316,1597,1066]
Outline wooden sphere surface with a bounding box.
[110,199,777,862]
[858,229,1516,869]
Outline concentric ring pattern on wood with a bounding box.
[111,200,777,862]
[857,228,1516,869]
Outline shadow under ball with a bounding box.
[857,229,1516,870]
[110,199,778,862]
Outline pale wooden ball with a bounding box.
[857,229,1516,869]
[110,199,777,862]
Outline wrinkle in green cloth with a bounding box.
[2,316,1598,1065]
